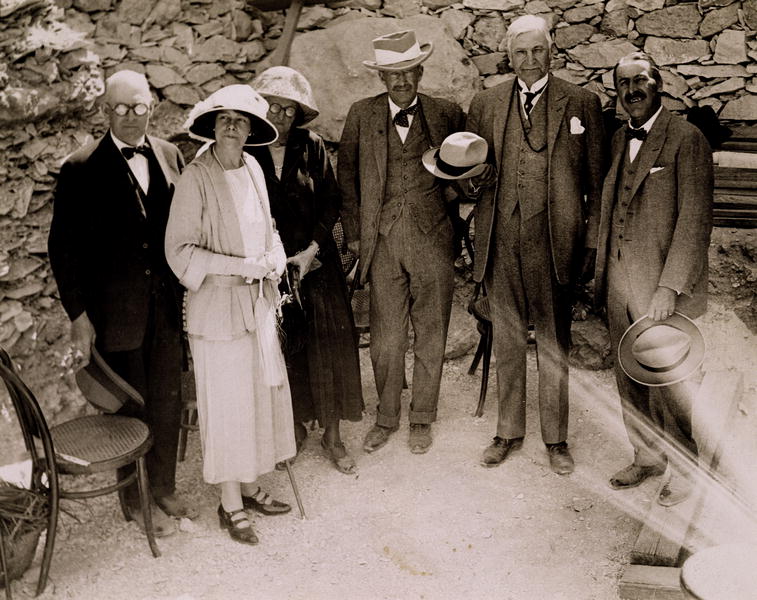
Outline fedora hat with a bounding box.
[184,84,278,146]
[618,312,705,387]
[363,30,433,72]
[422,132,489,180]
[75,347,144,413]
[252,66,319,125]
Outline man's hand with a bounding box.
[70,312,96,367]
[347,240,360,257]
[647,286,677,321]
[286,242,319,279]
[467,163,497,195]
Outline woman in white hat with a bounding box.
[250,66,363,475]
[165,85,296,545]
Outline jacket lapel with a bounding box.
[418,94,443,148]
[546,75,569,159]
[493,79,515,169]
[147,135,175,187]
[627,107,670,202]
[371,95,389,197]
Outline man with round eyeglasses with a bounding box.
[48,70,193,536]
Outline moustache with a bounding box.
[625,92,647,103]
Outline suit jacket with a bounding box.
[593,107,713,318]
[465,74,604,285]
[338,93,464,283]
[48,132,184,352]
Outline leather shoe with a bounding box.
[218,505,258,546]
[609,463,666,490]
[546,442,574,475]
[480,436,523,467]
[408,423,432,454]
[241,488,291,516]
[155,493,198,520]
[125,502,176,538]
[363,424,398,453]
[657,473,693,507]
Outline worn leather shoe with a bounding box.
[125,502,176,538]
[609,463,666,490]
[408,423,432,454]
[657,473,693,507]
[363,424,398,453]
[218,505,259,546]
[480,436,523,467]
[155,493,198,520]
[546,442,575,475]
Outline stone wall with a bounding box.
[0,0,754,420]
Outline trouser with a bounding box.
[368,213,454,428]
[485,206,571,444]
[102,289,183,504]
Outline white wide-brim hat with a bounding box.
[422,132,489,180]
[184,84,278,146]
[252,66,319,125]
[618,312,705,387]
[363,30,433,72]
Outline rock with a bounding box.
[0,257,44,282]
[698,97,722,112]
[745,0,757,30]
[524,0,550,13]
[73,0,111,11]
[145,64,186,88]
[554,24,595,50]
[660,69,689,99]
[698,0,738,7]
[297,6,335,29]
[714,29,747,64]
[691,77,745,100]
[569,314,611,370]
[422,0,456,8]
[600,9,628,37]
[643,37,710,65]
[720,94,757,120]
[444,303,478,360]
[626,0,664,10]
[636,4,701,38]
[563,5,603,24]
[699,3,739,37]
[471,52,506,75]
[185,63,225,86]
[116,0,153,25]
[676,64,749,78]
[462,0,524,9]
[381,0,423,18]
[545,0,577,9]
[483,72,515,88]
[471,15,507,52]
[192,35,242,62]
[553,67,590,85]
[287,16,480,142]
[439,9,474,40]
[567,39,638,69]
[571,497,593,512]
[162,84,202,107]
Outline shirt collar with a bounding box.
[111,130,147,152]
[517,74,549,95]
[629,105,663,133]
[388,96,419,119]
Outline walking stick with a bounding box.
[284,459,306,519]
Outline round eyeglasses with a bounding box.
[110,103,149,117]
[269,103,297,118]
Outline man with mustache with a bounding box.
[339,30,463,454]
[593,52,713,506]
[465,15,604,474]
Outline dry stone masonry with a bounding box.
[0,0,754,418]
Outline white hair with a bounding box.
[506,15,553,56]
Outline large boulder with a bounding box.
[286,16,481,142]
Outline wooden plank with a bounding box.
[619,565,683,600]
[714,218,757,229]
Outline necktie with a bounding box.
[122,144,151,159]
[520,83,545,116]
[393,103,419,128]
[626,127,647,141]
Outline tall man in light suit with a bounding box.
[339,31,463,454]
[466,15,604,474]
[48,70,193,535]
[594,52,713,506]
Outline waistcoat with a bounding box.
[610,146,635,260]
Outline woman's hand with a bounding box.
[286,242,319,279]
[240,258,269,281]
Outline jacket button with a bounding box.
[145,269,151,275]
[143,243,149,249]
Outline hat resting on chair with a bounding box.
[75,348,144,413]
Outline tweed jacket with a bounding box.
[338,92,464,283]
[465,74,604,285]
[48,132,184,352]
[593,107,714,318]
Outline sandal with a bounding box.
[321,437,357,475]
[241,488,292,516]
[217,505,259,545]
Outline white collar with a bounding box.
[110,130,147,151]
[630,105,663,133]
[388,96,419,118]
[517,74,549,95]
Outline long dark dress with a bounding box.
[249,128,363,426]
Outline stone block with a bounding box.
[524,0,550,13]
[554,24,595,50]
[699,3,739,38]
[563,5,603,24]
[471,14,507,53]
[381,0,422,18]
[720,94,757,120]
[745,0,757,30]
[660,69,690,99]
[145,64,186,89]
[676,64,749,78]
[626,0,664,10]
[691,76,745,100]
[567,38,638,69]
[636,4,701,38]
[600,9,628,37]
[471,52,506,75]
[440,8,474,40]
[714,29,747,64]
[462,0,524,10]
[297,6,335,29]
[185,63,226,86]
[162,84,202,107]
[698,0,737,7]
[192,34,242,62]
[73,0,111,11]
[643,37,709,66]
[116,0,153,25]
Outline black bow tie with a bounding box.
[626,126,647,141]
[121,144,151,159]
[393,103,419,128]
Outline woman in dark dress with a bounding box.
[251,66,363,474]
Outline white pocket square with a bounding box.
[650,166,665,174]
[570,116,585,134]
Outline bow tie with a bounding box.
[626,127,647,141]
[393,103,419,128]
[121,144,151,159]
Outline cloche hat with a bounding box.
[422,132,489,180]
[252,66,319,125]
[184,84,278,146]
[75,347,144,413]
[363,30,433,72]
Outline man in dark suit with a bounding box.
[338,30,463,455]
[466,15,604,474]
[594,52,713,506]
[48,70,193,535]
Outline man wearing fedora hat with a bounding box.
[338,30,464,455]
[465,15,605,474]
[48,70,193,535]
[594,51,713,506]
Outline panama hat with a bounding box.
[618,312,705,387]
[184,84,278,146]
[422,132,489,180]
[252,66,319,125]
[75,347,144,413]
[363,30,433,72]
